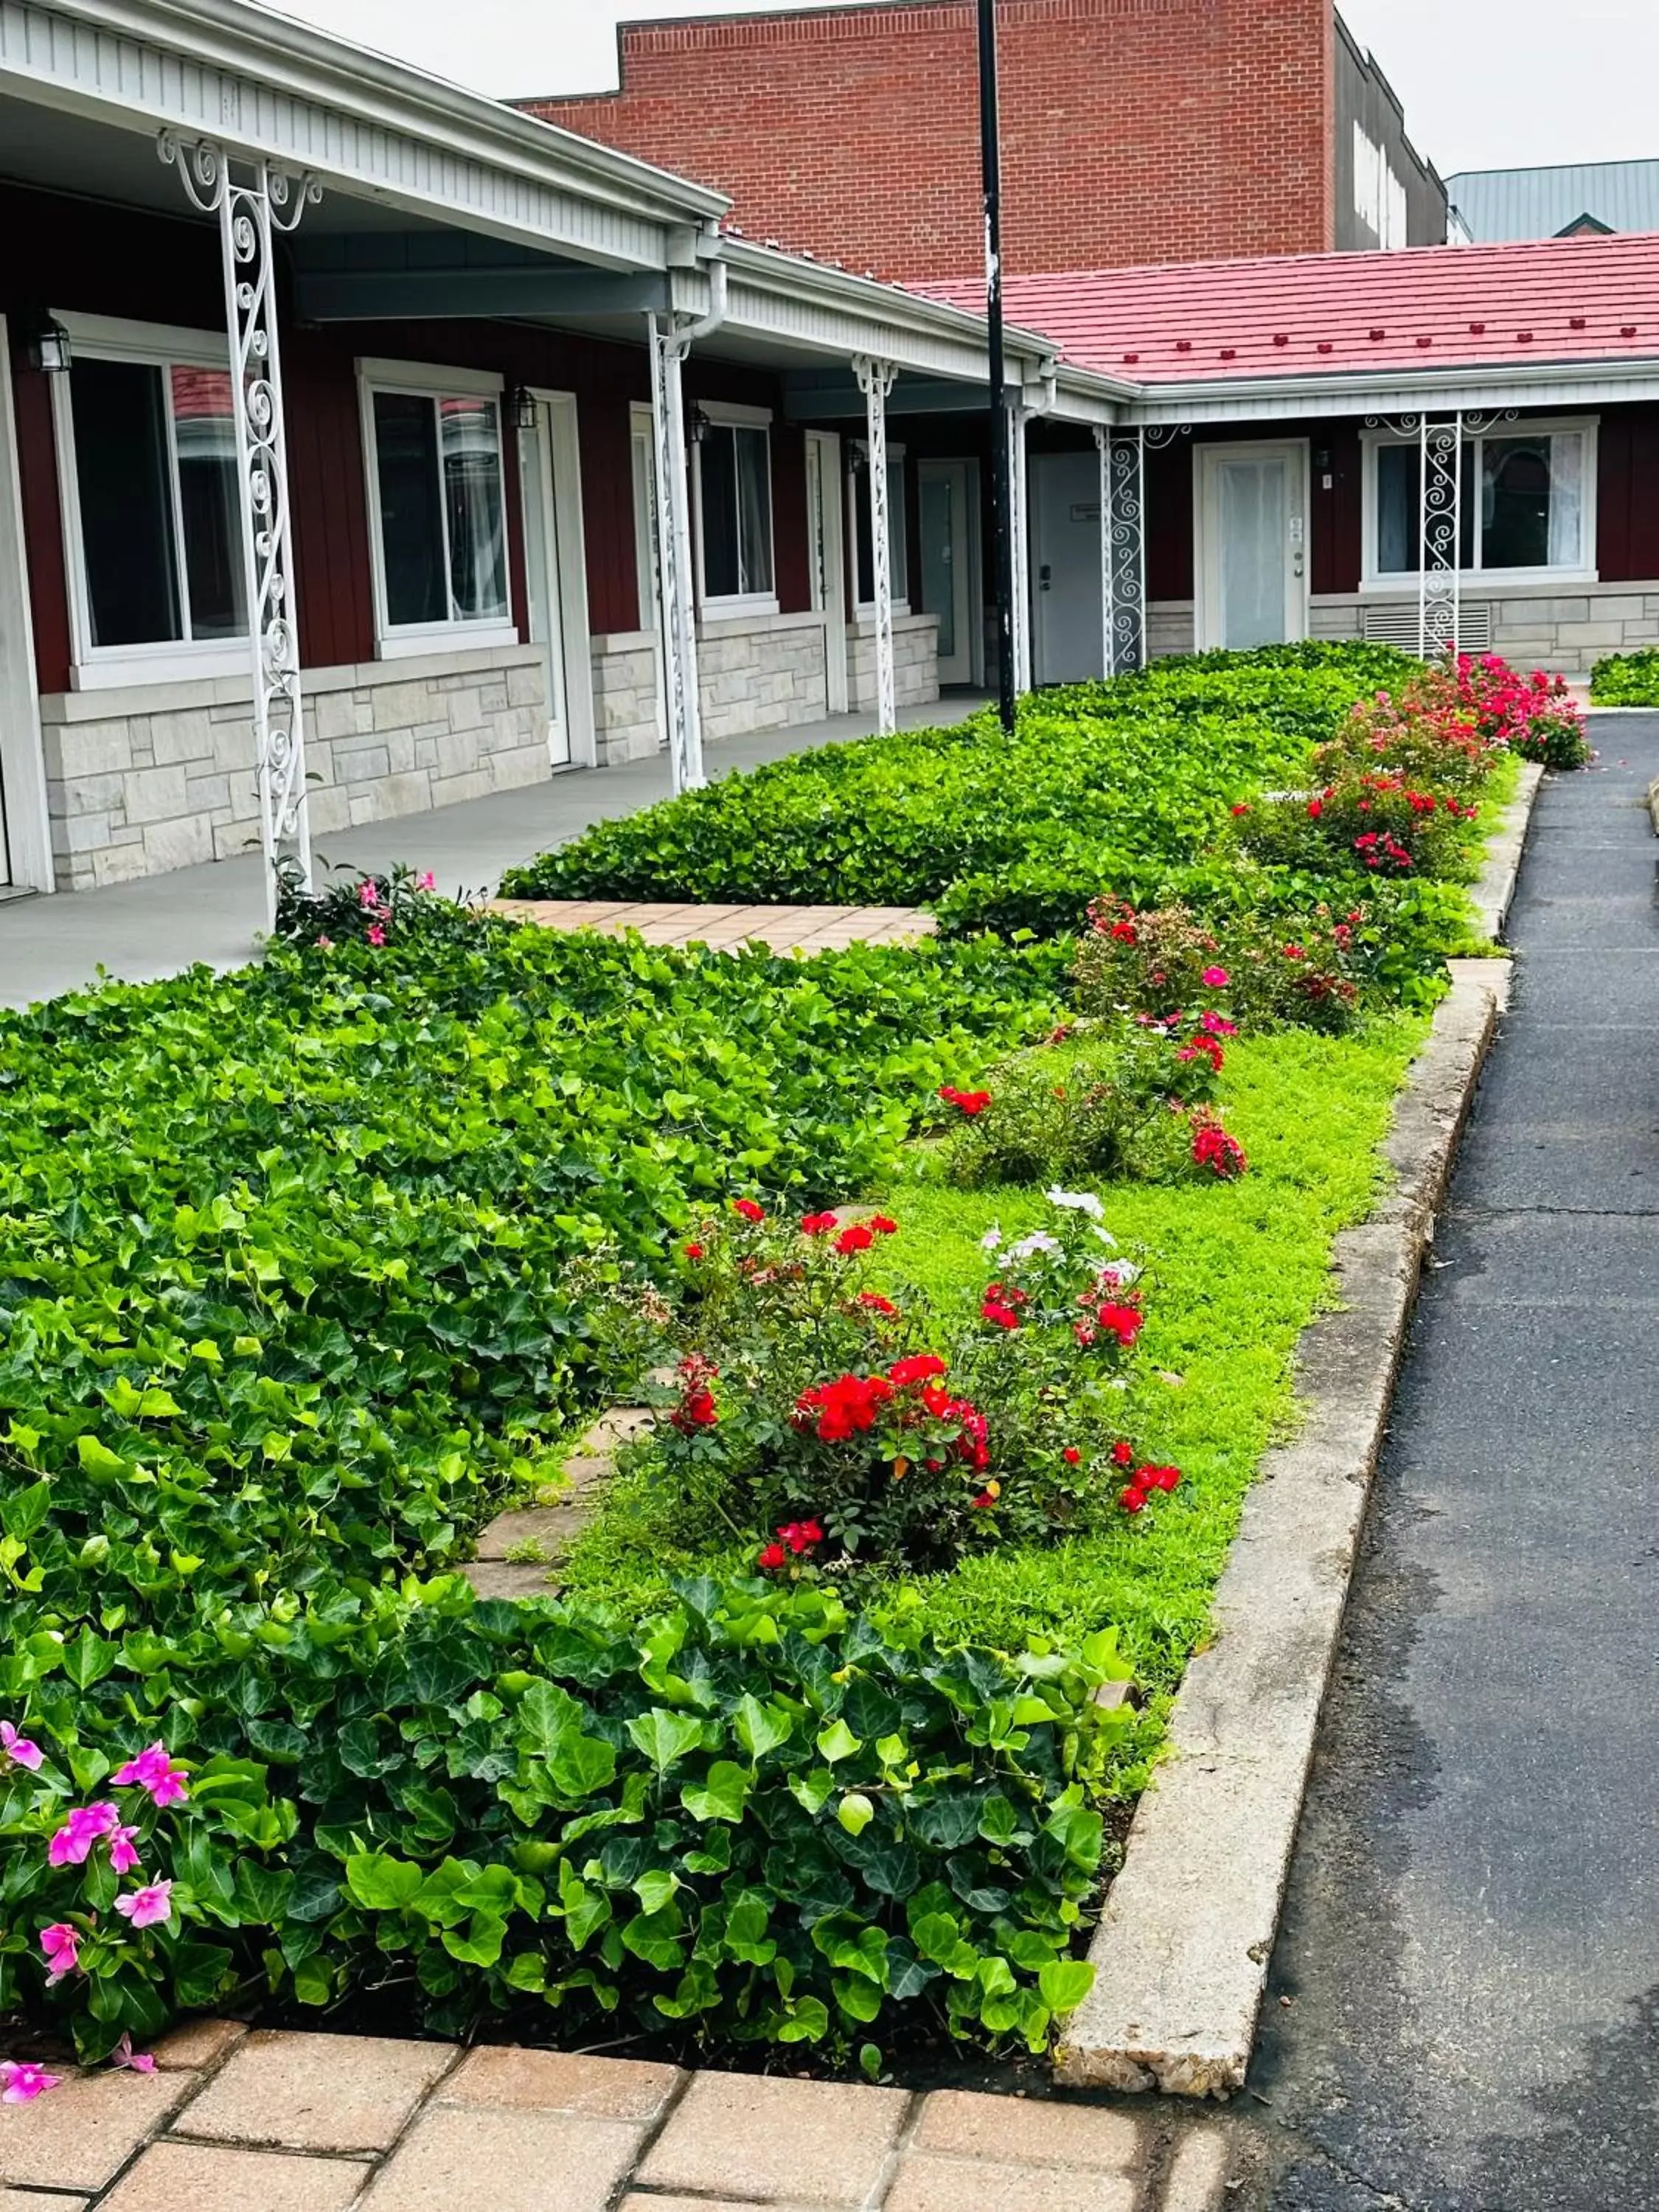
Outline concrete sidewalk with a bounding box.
[0,697,984,1012]
[1237,714,1659,2208]
[0,2023,1242,2211]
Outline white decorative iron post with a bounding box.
[1009,403,1032,695]
[1419,415,1462,660]
[647,316,706,793]
[159,134,319,930]
[853,355,900,734]
[1096,426,1148,677]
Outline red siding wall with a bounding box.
[1597,405,1659,581]
[4,187,815,689]
[526,0,1338,286]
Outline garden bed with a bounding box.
[0,644,1582,2093]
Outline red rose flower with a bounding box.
[757,1543,789,1571]
[835,1222,874,1256]
[1119,1486,1147,1514]
[889,1353,948,1387]
[801,1211,839,1236]
[1096,1301,1144,1348]
[939,1086,992,1118]
[858,1291,900,1317]
[1112,1440,1134,1467]
[867,1214,899,1236]
[1062,1447,1082,1467]
[684,1242,705,1261]
[733,1198,765,1223]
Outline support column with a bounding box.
[160,134,318,931]
[1419,414,1461,660]
[853,355,900,735]
[1096,426,1149,678]
[1009,404,1032,695]
[647,317,705,793]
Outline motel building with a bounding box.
[3,0,1659,906]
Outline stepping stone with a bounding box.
[461,1403,660,1601]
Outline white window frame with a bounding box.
[692,398,779,619]
[849,439,912,615]
[1360,416,1599,592]
[358,357,518,658]
[49,312,252,692]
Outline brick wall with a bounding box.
[526,0,1338,284]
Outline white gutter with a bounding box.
[1123,349,1659,424]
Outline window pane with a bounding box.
[372,392,447,627]
[734,425,773,597]
[1481,436,1554,570]
[1376,441,1475,572]
[700,429,740,599]
[70,358,182,647]
[853,460,874,605]
[170,368,247,640]
[440,397,508,621]
[1375,443,1417,575]
[887,458,908,602]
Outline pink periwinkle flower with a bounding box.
[316,935,335,951]
[48,1801,119,1867]
[357,880,382,911]
[417,872,436,892]
[1201,967,1231,989]
[0,2061,60,2102]
[38,1923,79,1983]
[111,2034,156,2074]
[108,1823,142,1877]
[1200,1011,1238,1037]
[0,1720,42,1771]
[111,1743,188,1808]
[114,1879,173,1931]
[366,923,387,948]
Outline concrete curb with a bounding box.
[1054,971,1503,2098]
[1469,760,1545,943]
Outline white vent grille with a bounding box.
[1362,603,1492,653]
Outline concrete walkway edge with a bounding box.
[1056,969,1504,2098]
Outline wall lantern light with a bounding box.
[507,385,538,431]
[688,404,713,446]
[29,317,72,376]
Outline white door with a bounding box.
[917,459,981,687]
[1196,442,1309,650]
[517,396,594,769]
[805,429,849,714]
[630,403,669,754]
[1031,451,1105,684]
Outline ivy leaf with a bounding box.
[518,1679,583,1756]
[1037,1959,1096,2016]
[837,1792,875,1837]
[776,1995,831,2044]
[549,1733,617,1799]
[345,1854,424,1913]
[733,1693,793,1761]
[625,1708,703,1773]
[1,1481,51,1541]
[815,1719,860,1764]
[680,1759,751,1825]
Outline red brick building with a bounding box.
[523,1,1447,286]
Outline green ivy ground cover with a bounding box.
[0,641,1484,2071]
[501,644,1421,937]
[1590,647,1659,705]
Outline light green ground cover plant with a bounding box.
[0,641,1516,2073]
[1590,646,1659,706]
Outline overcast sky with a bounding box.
[274,0,1659,178]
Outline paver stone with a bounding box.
[360,2104,641,2211]
[635,2071,910,2205]
[99,2140,369,2211]
[175,2028,453,2153]
[0,2065,197,2191]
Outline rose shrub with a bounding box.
[1074,899,1367,1034]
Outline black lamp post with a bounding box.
[978,0,1017,735]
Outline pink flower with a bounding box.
[357,880,381,911]
[49,1802,119,1867]
[366,923,387,948]
[108,1823,142,1877]
[111,1744,189,1809]
[1200,967,1230,989]
[315,935,335,951]
[38,1923,79,1983]
[114,1879,173,1931]
[0,2061,60,2102]
[111,2034,156,2075]
[416,872,436,892]
[0,1720,42,1771]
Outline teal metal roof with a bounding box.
[1447,160,1659,242]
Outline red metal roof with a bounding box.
[922,232,1659,383]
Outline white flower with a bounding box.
[979,1225,1004,1253]
[1008,1231,1061,1262]
[1046,1187,1105,1220]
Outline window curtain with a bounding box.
[440,398,509,622]
[1548,433,1585,569]
[735,427,773,597]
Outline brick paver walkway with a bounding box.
[0,2025,1242,2209]
[486,901,939,956]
